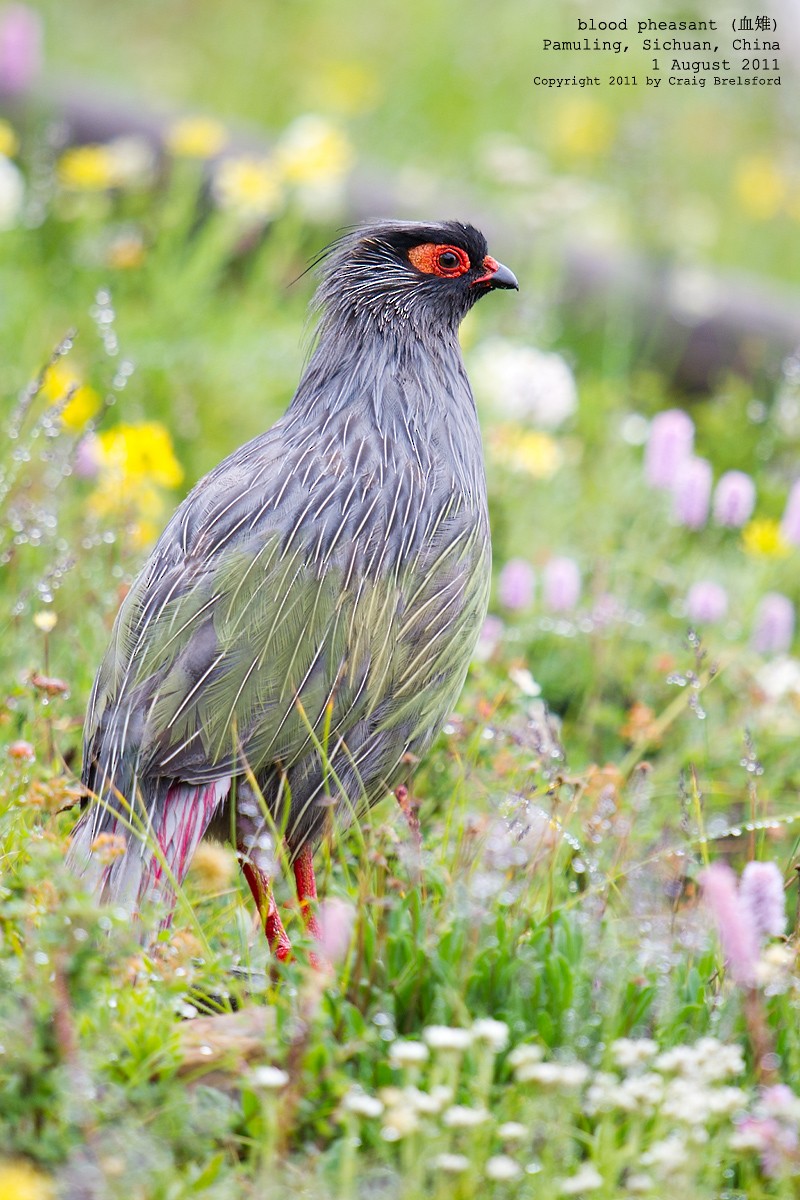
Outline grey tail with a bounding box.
[67,776,231,923]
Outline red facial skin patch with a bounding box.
[472,255,500,285]
[408,243,471,278]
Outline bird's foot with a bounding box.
[239,856,293,962]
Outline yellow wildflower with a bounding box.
[89,476,166,549]
[89,832,127,863]
[41,362,101,430]
[552,99,613,159]
[90,423,183,549]
[734,156,787,220]
[315,62,380,115]
[189,841,236,891]
[489,425,563,479]
[0,1161,54,1200]
[165,116,227,159]
[33,611,57,633]
[742,518,790,558]
[96,422,184,489]
[212,156,283,221]
[57,144,119,190]
[0,119,19,158]
[276,115,353,186]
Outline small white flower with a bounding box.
[389,1039,430,1067]
[558,1163,603,1194]
[470,339,578,430]
[249,1065,289,1090]
[640,1136,688,1175]
[661,1078,711,1122]
[381,1108,419,1140]
[508,666,542,697]
[507,1043,544,1069]
[584,1071,620,1114]
[0,154,24,229]
[612,1073,664,1114]
[443,1104,490,1128]
[626,1173,655,1193]
[515,1061,589,1088]
[106,135,156,187]
[404,1086,450,1116]
[692,1038,746,1082]
[431,1153,470,1174]
[610,1038,659,1070]
[755,657,800,702]
[423,1025,473,1052]
[730,1125,770,1152]
[342,1089,384,1118]
[706,1086,749,1116]
[654,1038,745,1084]
[472,1018,510,1051]
[654,1046,694,1075]
[659,1078,745,1124]
[485,1154,522,1181]
[497,1121,528,1141]
[757,942,795,991]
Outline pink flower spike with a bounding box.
[317,897,356,965]
[543,556,581,613]
[780,480,800,547]
[644,408,694,489]
[752,594,795,655]
[740,861,786,939]
[672,456,712,530]
[0,4,42,95]
[74,434,100,479]
[699,861,760,988]
[474,615,503,661]
[686,581,728,625]
[713,470,756,528]
[498,558,535,611]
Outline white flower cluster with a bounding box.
[338,1027,767,1190]
[653,1036,745,1083]
[470,339,578,430]
[585,1037,747,1125]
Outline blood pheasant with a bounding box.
[69,220,518,958]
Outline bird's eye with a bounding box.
[407,242,471,278]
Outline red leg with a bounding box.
[240,858,292,962]
[293,844,322,941]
